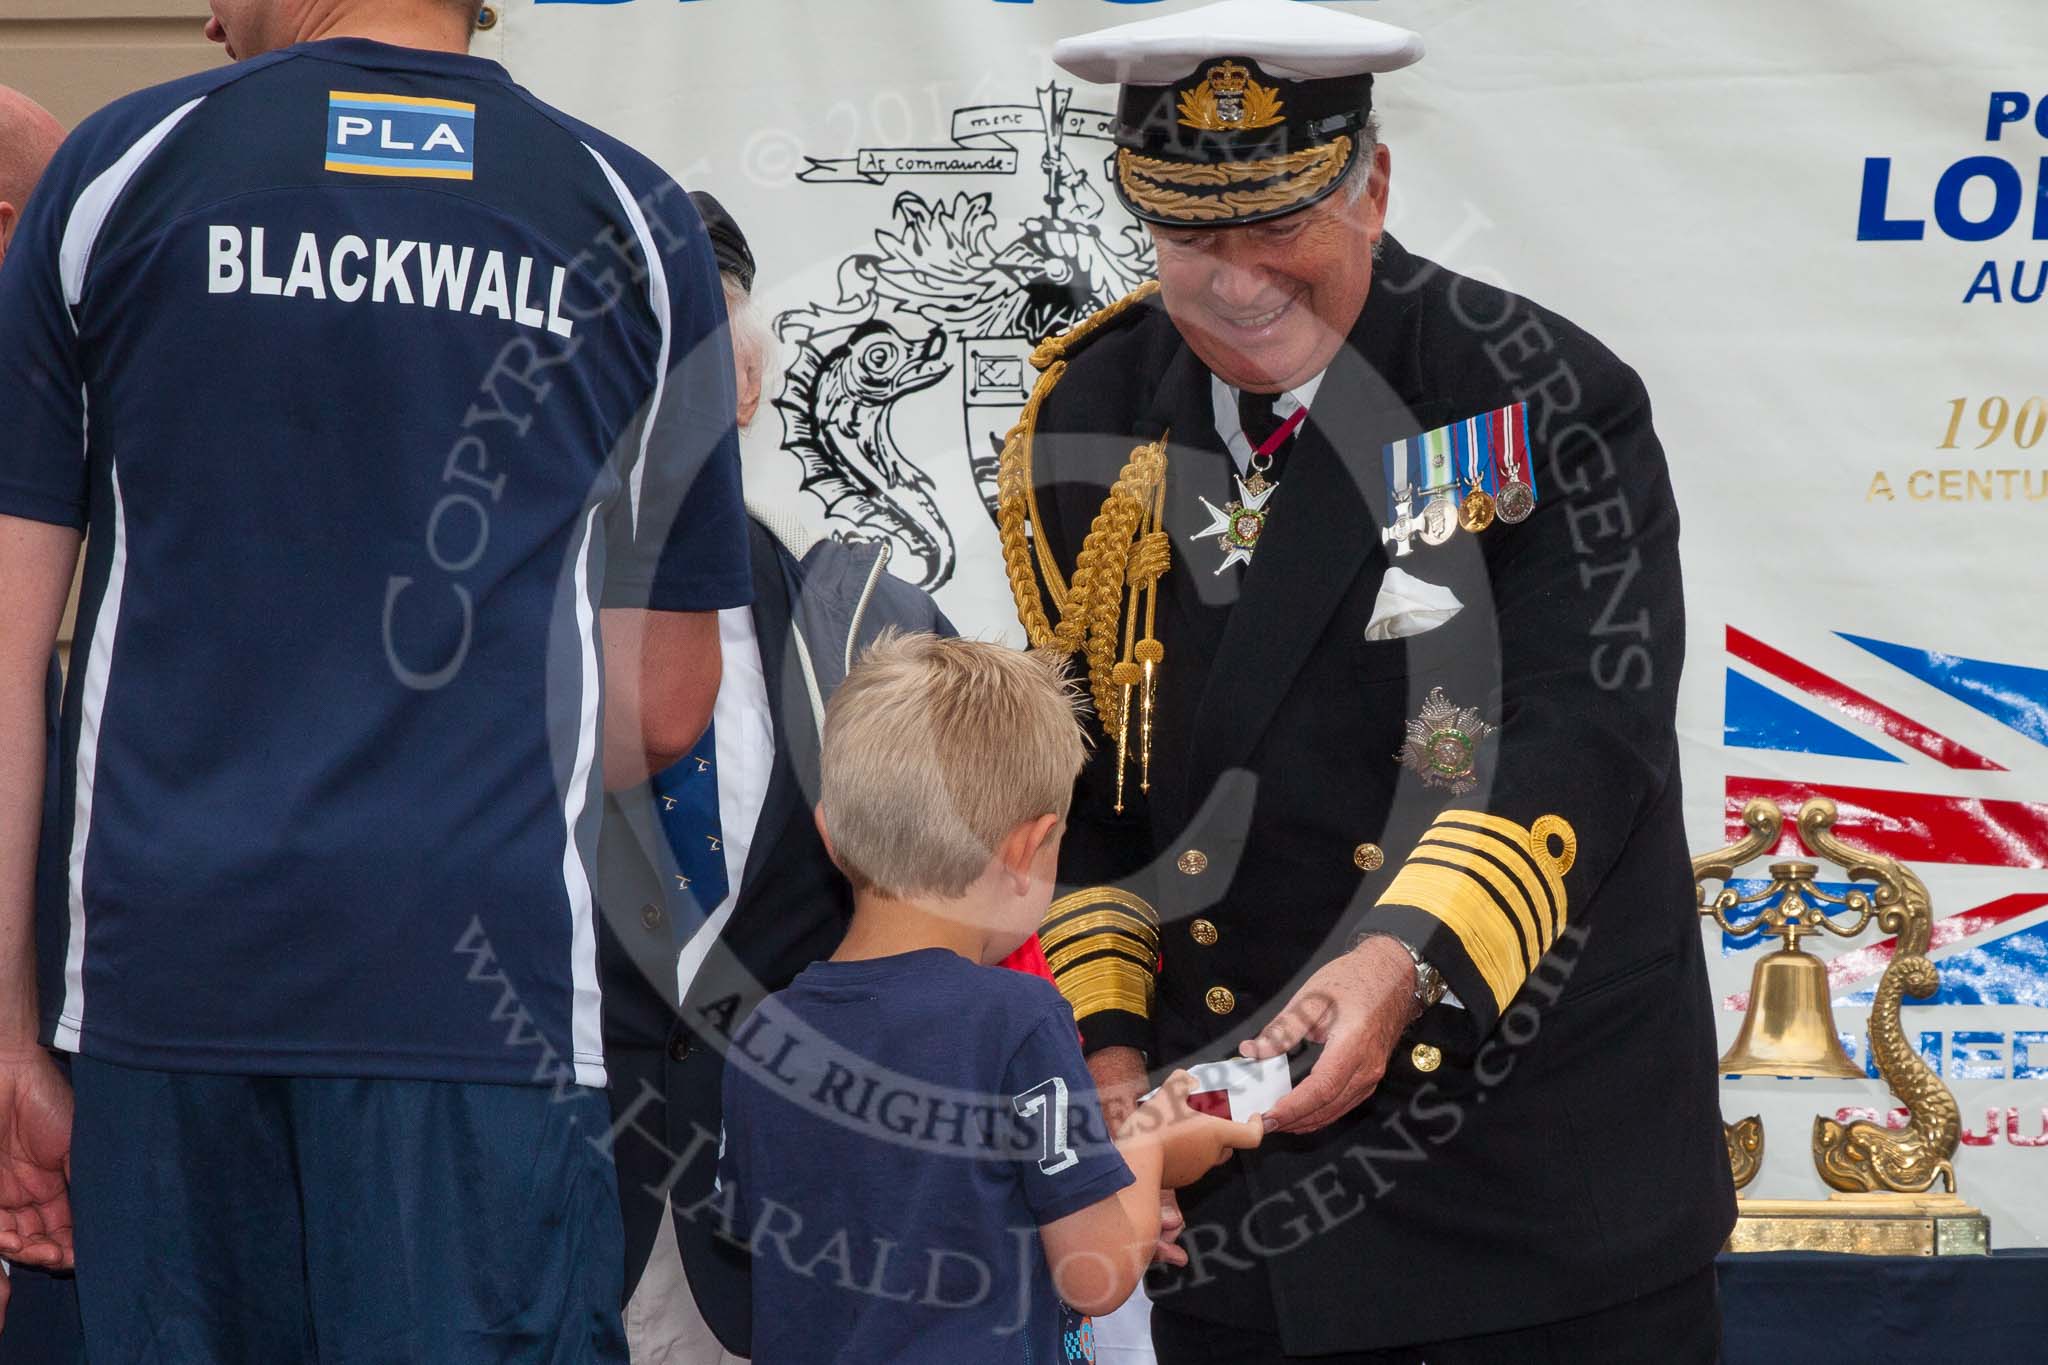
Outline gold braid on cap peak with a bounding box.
[996,281,1171,811]
[1118,136,1352,226]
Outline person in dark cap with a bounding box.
[691,190,756,292]
[592,193,955,1365]
[689,191,770,432]
[1004,1,1734,1361]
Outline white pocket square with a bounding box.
[1363,567,1464,642]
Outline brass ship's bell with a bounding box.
[1719,863,1865,1079]
[1698,808,1990,1254]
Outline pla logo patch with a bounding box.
[325,91,475,180]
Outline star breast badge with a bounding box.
[1397,687,1497,794]
[1191,474,1277,574]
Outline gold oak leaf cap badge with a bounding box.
[1050,1,1424,228]
[1397,687,1497,794]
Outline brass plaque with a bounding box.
[1725,1196,1990,1257]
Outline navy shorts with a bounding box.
[69,1057,628,1364]
[0,1266,83,1365]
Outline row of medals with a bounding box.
[1411,472,1535,546]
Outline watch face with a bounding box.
[1416,965,1446,1006]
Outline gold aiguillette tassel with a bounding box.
[1134,477,1168,796]
[1111,662,1141,813]
[1136,641,1161,794]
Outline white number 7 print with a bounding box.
[1013,1076,1079,1175]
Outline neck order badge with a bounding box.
[1191,402,1307,574]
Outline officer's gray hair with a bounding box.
[1343,112,1383,208]
[720,272,780,430]
[1342,113,1386,263]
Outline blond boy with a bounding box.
[715,634,1259,1363]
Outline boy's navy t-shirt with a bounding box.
[718,948,1134,1364]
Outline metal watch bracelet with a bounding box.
[1350,930,1447,1013]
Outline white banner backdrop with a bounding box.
[484,0,2048,1292]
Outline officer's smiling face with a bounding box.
[1150,142,1392,395]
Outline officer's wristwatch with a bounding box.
[1352,931,1447,1013]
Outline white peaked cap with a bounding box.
[1053,0,1426,87]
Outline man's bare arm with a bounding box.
[600,608,722,792]
[0,513,80,1271]
[0,515,74,1043]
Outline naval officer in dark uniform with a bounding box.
[999,3,1736,1360]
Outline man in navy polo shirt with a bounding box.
[0,1,748,1358]
[0,79,84,1362]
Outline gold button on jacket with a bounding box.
[1205,985,1237,1015]
[1353,843,1385,872]
[1190,918,1219,946]
[1178,849,1210,876]
[1410,1043,1443,1073]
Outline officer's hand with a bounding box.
[1239,936,1417,1135]
[0,1049,72,1273]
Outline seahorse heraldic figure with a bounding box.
[775,301,956,590]
[1798,802,1964,1197]
[1814,952,1961,1196]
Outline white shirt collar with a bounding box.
[1211,370,1327,476]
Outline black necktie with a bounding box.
[1238,389,1285,450]
[1237,388,1299,486]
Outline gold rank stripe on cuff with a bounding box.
[1050,953,1156,1022]
[1439,811,1570,937]
[1040,908,1160,959]
[1041,888,1161,955]
[1042,887,1161,1023]
[1045,934,1154,977]
[1377,810,1578,1012]
[1417,818,1561,955]
[1409,840,1541,973]
[1378,863,1523,1011]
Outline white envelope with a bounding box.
[1144,1054,1293,1122]
[1363,567,1464,642]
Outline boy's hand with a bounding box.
[1120,1070,1263,1189]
